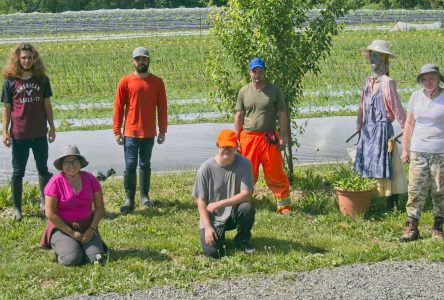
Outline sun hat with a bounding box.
[53,145,89,170]
[360,39,396,58]
[132,47,150,59]
[416,63,444,83]
[248,57,266,70]
[217,129,238,148]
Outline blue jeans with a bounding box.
[123,137,154,173]
[11,135,50,181]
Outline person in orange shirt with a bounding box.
[113,47,167,214]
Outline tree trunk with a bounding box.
[285,109,295,184]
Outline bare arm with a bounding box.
[402,111,415,163]
[44,98,56,143]
[82,191,105,243]
[2,104,11,147]
[90,191,105,230]
[206,189,252,213]
[234,110,245,139]
[278,111,288,150]
[197,197,217,246]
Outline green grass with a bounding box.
[1,164,442,299]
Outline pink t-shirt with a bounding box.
[44,171,102,222]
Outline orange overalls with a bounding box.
[240,130,291,212]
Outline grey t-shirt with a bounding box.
[193,154,254,229]
[408,89,444,153]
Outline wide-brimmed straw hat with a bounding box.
[360,39,396,59]
[416,63,444,83]
[53,144,89,170]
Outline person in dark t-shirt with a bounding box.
[1,43,56,221]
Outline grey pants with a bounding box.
[50,230,105,266]
[407,151,444,220]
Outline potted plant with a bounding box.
[332,164,377,215]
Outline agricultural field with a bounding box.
[0,8,443,36]
[0,28,443,129]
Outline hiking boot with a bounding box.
[432,217,443,241]
[399,218,420,242]
[236,241,256,254]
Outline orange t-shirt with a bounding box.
[113,73,167,138]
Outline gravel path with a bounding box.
[64,260,444,299]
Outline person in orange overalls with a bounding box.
[234,58,291,215]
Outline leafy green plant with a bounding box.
[332,164,377,191]
[295,167,325,191]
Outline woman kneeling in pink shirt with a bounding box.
[40,145,106,266]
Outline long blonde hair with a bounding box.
[2,43,47,80]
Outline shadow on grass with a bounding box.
[104,198,196,220]
[23,210,47,220]
[220,236,326,257]
[251,195,276,213]
[366,193,414,220]
[109,247,171,262]
[251,237,327,254]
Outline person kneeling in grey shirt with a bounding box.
[193,129,255,258]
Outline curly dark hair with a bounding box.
[2,43,47,80]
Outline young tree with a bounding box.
[206,0,349,182]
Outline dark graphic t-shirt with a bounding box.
[1,76,52,139]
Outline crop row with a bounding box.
[0,29,443,124]
[0,8,443,36]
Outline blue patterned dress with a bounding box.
[354,80,394,179]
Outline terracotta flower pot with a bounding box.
[335,188,374,215]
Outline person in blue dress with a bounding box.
[354,40,406,211]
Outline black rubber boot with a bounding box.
[139,168,153,207]
[11,179,23,221]
[120,171,136,214]
[386,194,399,212]
[38,173,52,213]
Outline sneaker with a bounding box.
[236,241,256,254]
[106,168,116,178]
[277,207,292,215]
